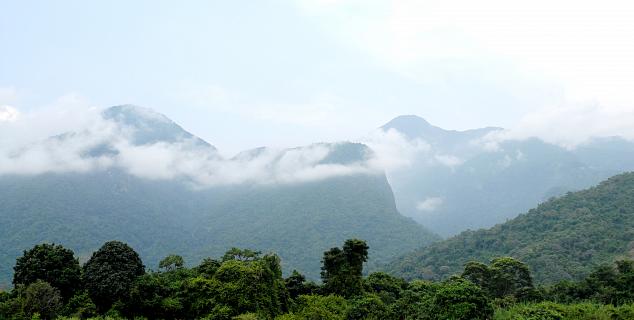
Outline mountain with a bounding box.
[382,115,634,236]
[382,115,502,154]
[384,172,634,283]
[0,106,439,287]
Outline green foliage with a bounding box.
[222,249,262,262]
[158,255,184,272]
[346,294,389,320]
[62,291,97,319]
[285,271,317,300]
[387,172,634,283]
[288,295,349,320]
[3,238,634,320]
[211,253,287,318]
[494,302,634,320]
[364,272,406,304]
[82,241,145,312]
[126,269,190,319]
[541,259,634,306]
[321,239,368,298]
[12,244,81,300]
[196,258,221,279]
[179,249,288,319]
[232,313,261,320]
[463,257,536,301]
[22,281,62,320]
[431,277,494,320]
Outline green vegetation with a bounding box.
[2,240,634,319]
[0,163,438,286]
[494,302,634,320]
[386,172,634,283]
[82,241,145,312]
[13,244,81,300]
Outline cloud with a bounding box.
[416,197,444,212]
[477,103,634,149]
[0,99,379,186]
[296,0,634,108]
[362,128,430,170]
[114,140,375,186]
[0,106,19,122]
[433,154,463,168]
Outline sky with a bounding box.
[2,0,634,155]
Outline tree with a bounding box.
[321,239,369,297]
[288,295,349,320]
[196,258,221,279]
[489,257,534,299]
[461,257,535,300]
[128,272,186,319]
[23,281,62,320]
[222,248,261,262]
[212,254,287,318]
[82,241,145,312]
[13,243,81,300]
[461,261,491,292]
[285,270,317,299]
[432,277,493,320]
[159,254,184,272]
[347,294,389,320]
[365,272,407,303]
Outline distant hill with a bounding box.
[384,172,634,283]
[0,106,438,287]
[382,115,634,236]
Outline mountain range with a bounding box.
[0,105,438,287]
[381,115,634,236]
[2,106,634,288]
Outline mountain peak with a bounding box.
[381,115,448,141]
[382,115,433,130]
[381,114,502,144]
[102,105,214,149]
[102,104,172,127]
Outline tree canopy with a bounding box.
[12,243,81,300]
[82,241,145,312]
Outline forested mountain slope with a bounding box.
[0,106,438,287]
[385,172,634,283]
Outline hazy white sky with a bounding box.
[2,0,634,155]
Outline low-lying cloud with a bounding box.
[0,104,379,187]
[3,96,634,187]
[416,197,444,212]
[493,103,634,149]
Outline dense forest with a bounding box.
[1,239,634,320]
[386,172,634,283]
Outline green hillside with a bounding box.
[385,172,634,283]
[0,168,437,288]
